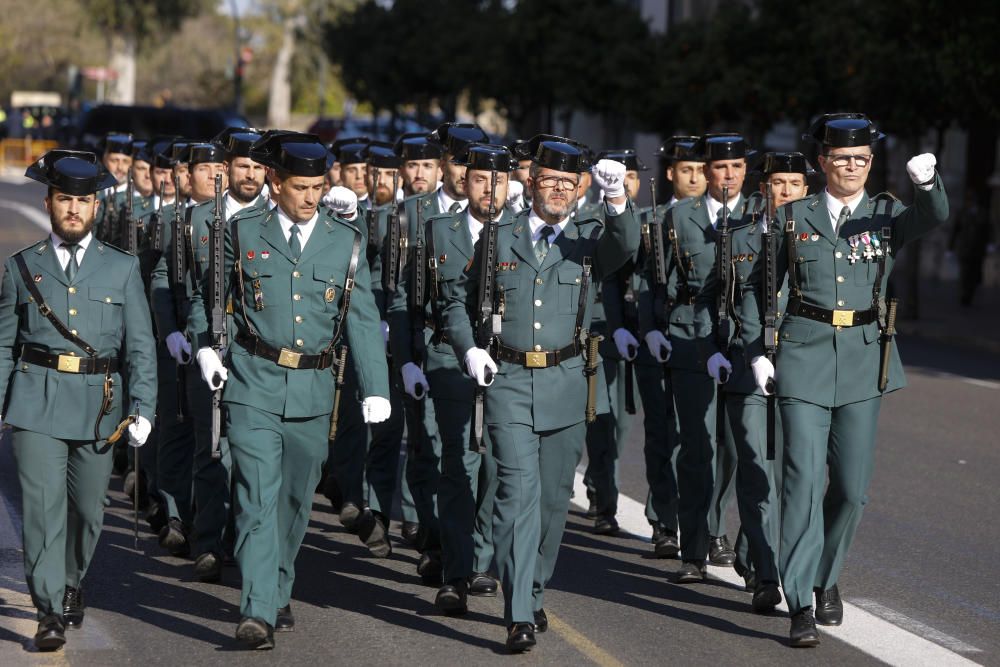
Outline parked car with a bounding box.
[66,104,250,150]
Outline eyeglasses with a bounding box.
[536,175,579,190]
[823,153,872,168]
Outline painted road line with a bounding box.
[0,199,49,231]
[547,609,627,667]
[570,471,981,666]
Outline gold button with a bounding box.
[21,364,28,370]
[535,278,543,285]
[71,329,77,335]
[68,286,76,294]
[835,251,843,259]
[837,299,845,307]
[534,299,542,307]
[293,294,302,301]
[575,277,580,284]
[836,325,843,331]
[293,271,301,278]
[533,344,542,352]
[836,276,845,283]
[68,308,77,316]
[533,322,541,330]
[777,290,782,298]
[776,311,782,317]
[295,338,304,347]
[105,297,112,303]
[294,315,303,323]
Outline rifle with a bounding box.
[103,186,119,243]
[384,171,402,293]
[366,166,381,264]
[585,331,604,423]
[169,173,189,421]
[878,298,899,392]
[150,177,166,253]
[648,178,671,382]
[762,184,779,459]
[122,168,137,254]
[715,185,733,451]
[328,346,350,440]
[208,174,226,461]
[621,268,638,415]
[406,202,428,453]
[470,169,500,454]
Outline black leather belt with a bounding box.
[492,340,580,369]
[235,331,337,370]
[786,298,877,327]
[19,346,119,374]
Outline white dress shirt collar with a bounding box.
[704,192,742,228]
[824,188,865,229]
[276,206,319,249]
[465,210,483,245]
[527,209,569,243]
[437,186,466,214]
[50,232,94,270]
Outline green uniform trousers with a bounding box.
[364,376,407,521]
[435,395,497,582]
[188,376,233,559]
[489,420,585,625]
[638,363,680,531]
[226,403,329,626]
[329,356,368,509]
[725,393,780,583]
[709,390,738,540]
[584,357,630,518]
[400,391,440,550]
[672,368,717,561]
[779,396,880,614]
[12,429,115,619]
[153,344,195,525]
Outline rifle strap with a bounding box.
[666,214,692,297]
[783,203,801,297]
[324,230,362,354]
[230,219,261,340]
[14,254,98,357]
[870,197,894,321]
[426,218,443,331]
[573,226,601,343]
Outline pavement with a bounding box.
[896,281,1000,356]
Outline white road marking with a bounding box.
[571,471,982,665]
[962,378,1000,391]
[0,199,49,231]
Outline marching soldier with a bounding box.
[443,135,639,652]
[95,132,133,243]
[395,132,443,197]
[0,150,156,650]
[741,114,947,646]
[190,131,391,648]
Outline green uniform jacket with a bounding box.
[442,203,640,431]
[0,239,158,438]
[741,177,949,406]
[188,206,390,418]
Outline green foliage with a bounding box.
[80,0,209,39]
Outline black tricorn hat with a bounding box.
[186,142,227,166]
[803,113,886,147]
[365,141,401,169]
[26,150,118,195]
[511,139,533,161]
[168,139,192,166]
[523,134,593,174]
[427,122,490,156]
[150,135,182,169]
[692,133,754,162]
[756,151,814,176]
[394,132,443,161]
[658,135,702,162]
[451,143,517,172]
[597,148,648,172]
[131,140,153,164]
[213,127,264,159]
[330,136,371,165]
[249,132,330,177]
[102,132,133,156]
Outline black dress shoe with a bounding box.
[585,494,599,519]
[651,524,680,558]
[400,521,420,545]
[358,510,392,558]
[416,550,443,585]
[506,622,536,653]
[34,614,66,651]
[193,552,222,583]
[158,519,189,557]
[708,535,736,566]
[593,515,619,535]
[468,572,498,597]
[275,604,295,632]
[236,616,275,649]
[815,584,843,626]
[789,608,820,647]
[435,581,468,615]
[742,570,758,592]
[533,608,548,633]
[146,501,167,534]
[339,502,361,533]
[676,560,706,583]
[751,581,782,614]
[63,586,84,628]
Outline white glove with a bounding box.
[401,362,429,400]
[323,185,359,217]
[706,352,733,384]
[751,355,775,396]
[128,415,152,448]
[644,330,672,363]
[506,180,525,211]
[464,347,497,387]
[362,396,391,424]
[196,348,228,391]
[380,320,390,344]
[906,153,937,190]
[591,159,627,199]
[165,331,192,365]
[612,328,638,361]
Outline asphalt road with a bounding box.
[0,178,997,665]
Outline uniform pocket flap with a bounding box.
[557,267,582,285]
[313,265,342,285]
[89,287,124,304]
[780,320,814,344]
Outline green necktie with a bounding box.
[288,224,302,259]
[63,243,80,282]
[535,226,554,264]
[449,201,462,214]
[835,205,850,234]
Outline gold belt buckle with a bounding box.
[277,348,303,368]
[831,309,855,327]
[57,354,82,373]
[524,351,547,368]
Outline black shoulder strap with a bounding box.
[666,214,691,294]
[574,225,602,342]
[871,197,895,318]
[14,254,97,356]
[324,229,363,353]
[230,219,261,339]
[783,203,800,297]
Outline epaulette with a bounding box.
[99,241,134,257]
[13,239,47,257]
[870,191,899,204]
[805,193,823,210]
[232,205,269,224]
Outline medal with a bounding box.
[871,234,883,257]
[33,274,42,283]
[848,235,860,264]
[324,287,336,303]
[811,233,820,242]
[200,236,208,246]
[799,232,809,242]
[261,250,270,260]
[247,250,255,261]
[861,232,874,261]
